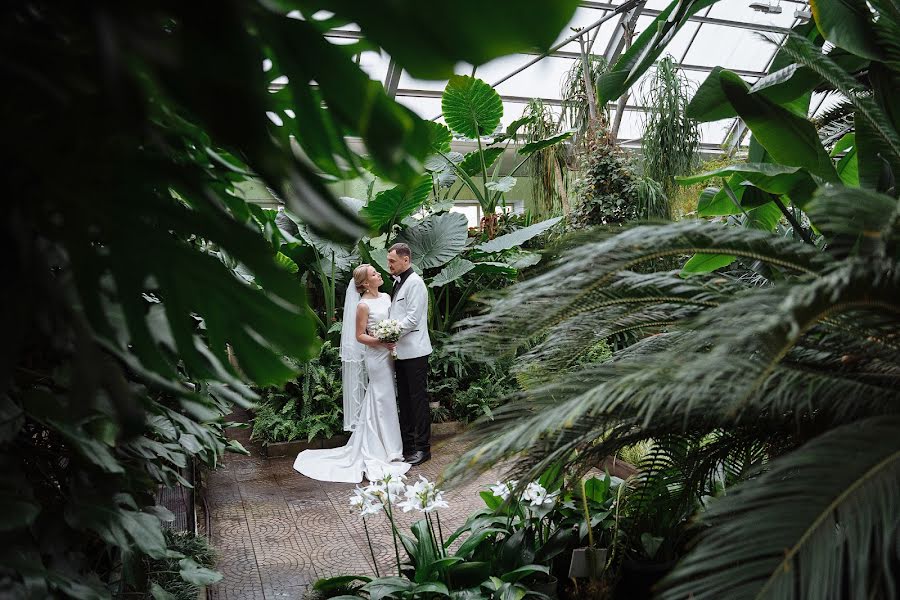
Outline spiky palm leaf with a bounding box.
[447,204,900,597]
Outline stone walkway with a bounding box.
[205,415,503,600]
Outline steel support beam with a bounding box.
[579,1,791,34]
[324,31,767,78]
[602,1,646,64]
[383,59,402,98]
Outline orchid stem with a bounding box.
[435,512,446,557]
[384,501,402,575]
[363,518,380,577]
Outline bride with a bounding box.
[292,264,410,483]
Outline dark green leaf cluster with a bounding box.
[251,343,344,444]
[2,0,581,595]
[572,131,640,227]
[449,2,900,597]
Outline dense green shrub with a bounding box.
[144,530,218,600]
[251,342,343,444]
[572,129,639,227]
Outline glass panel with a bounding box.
[681,24,782,71]
[358,51,389,83]
[707,0,799,29]
[551,6,618,54]
[450,204,481,227]
[495,56,576,101]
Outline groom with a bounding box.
[387,243,433,466]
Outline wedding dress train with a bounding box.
[293,293,410,483]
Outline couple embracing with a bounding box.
[293,243,432,483]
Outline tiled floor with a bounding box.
[205,414,504,600]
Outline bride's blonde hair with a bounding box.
[353,264,373,294]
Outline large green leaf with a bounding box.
[362,576,414,600]
[324,0,580,79]
[471,262,518,277]
[430,258,476,288]
[689,67,814,122]
[810,0,881,59]
[474,217,563,253]
[678,163,805,188]
[719,71,839,183]
[442,76,504,138]
[678,162,817,207]
[485,176,517,193]
[517,130,574,156]
[427,121,453,154]
[686,67,736,122]
[598,0,718,102]
[396,212,469,270]
[360,175,432,232]
[178,558,223,586]
[460,148,504,176]
[681,252,736,276]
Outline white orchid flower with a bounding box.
[398,476,448,513]
[360,499,384,516]
[490,479,519,500]
[350,486,383,516]
[522,481,559,507]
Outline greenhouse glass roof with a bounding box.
[324,0,830,153]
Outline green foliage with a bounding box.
[639,56,700,216]
[448,364,518,423]
[561,54,610,138]
[598,0,717,104]
[144,530,219,600]
[427,336,518,424]
[572,129,640,227]
[2,1,582,592]
[522,99,571,217]
[251,343,344,444]
[449,2,900,597]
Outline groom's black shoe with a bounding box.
[406,450,431,466]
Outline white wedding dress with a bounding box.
[293,293,410,483]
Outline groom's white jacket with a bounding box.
[390,271,432,360]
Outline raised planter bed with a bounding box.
[262,433,350,458]
[432,420,464,437]
[262,421,465,458]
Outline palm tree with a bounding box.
[447,3,900,597]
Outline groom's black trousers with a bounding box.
[395,355,430,453]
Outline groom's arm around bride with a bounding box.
[387,243,433,466]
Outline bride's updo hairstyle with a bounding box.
[353,264,373,294]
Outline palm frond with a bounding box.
[660,416,900,600]
[446,257,900,486]
[452,221,832,358]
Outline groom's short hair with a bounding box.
[388,243,411,259]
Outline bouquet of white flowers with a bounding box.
[372,318,402,358]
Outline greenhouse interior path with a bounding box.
[205,411,504,600]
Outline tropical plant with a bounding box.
[3,0,581,595]
[318,475,566,600]
[638,55,700,219]
[427,75,575,237]
[561,53,609,142]
[571,127,640,227]
[144,530,220,600]
[523,99,571,217]
[449,2,900,598]
[250,343,344,444]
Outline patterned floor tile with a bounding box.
[207,409,504,599]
